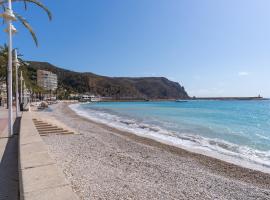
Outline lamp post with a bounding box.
[0,0,17,136]
[14,49,19,117]
[23,82,26,105]
[20,70,23,104]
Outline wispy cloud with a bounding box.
[238,71,249,76]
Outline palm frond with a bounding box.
[23,0,28,10]
[1,5,5,24]
[0,0,52,20]
[0,0,51,47]
[14,12,38,47]
[14,0,52,20]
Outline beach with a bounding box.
[35,102,270,200]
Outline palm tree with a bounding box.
[0,44,35,107]
[0,0,52,46]
[0,45,6,77]
[0,0,51,109]
[0,45,9,108]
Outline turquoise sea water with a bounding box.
[70,100,270,171]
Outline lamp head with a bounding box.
[4,24,18,35]
[0,9,17,21]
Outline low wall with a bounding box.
[19,112,79,200]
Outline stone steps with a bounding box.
[38,130,72,134]
[39,132,74,137]
[36,126,59,129]
[36,126,64,131]
[32,119,74,136]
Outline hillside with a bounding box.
[26,61,189,100]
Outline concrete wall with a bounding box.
[19,112,79,200]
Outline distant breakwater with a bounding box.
[192,97,267,101]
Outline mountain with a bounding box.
[25,61,189,100]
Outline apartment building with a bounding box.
[37,70,58,91]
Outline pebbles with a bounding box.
[41,103,270,200]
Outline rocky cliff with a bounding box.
[26,61,189,100]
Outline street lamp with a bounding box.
[0,1,17,136]
[23,82,26,104]
[20,70,23,105]
[0,7,16,21]
[14,49,20,117]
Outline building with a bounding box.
[0,81,7,106]
[78,94,101,102]
[0,81,6,94]
[37,70,58,91]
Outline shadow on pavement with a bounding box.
[0,117,21,200]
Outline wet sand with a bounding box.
[37,103,270,200]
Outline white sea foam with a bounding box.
[256,133,270,141]
[69,103,270,173]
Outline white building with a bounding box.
[37,70,58,91]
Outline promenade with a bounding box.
[0,107,19,200]
[0,105,79,200]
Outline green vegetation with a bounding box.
[0,45,7,81]
[0,45,44,94]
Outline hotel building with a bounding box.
[37,70,58,91]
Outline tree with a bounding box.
[0,45,22,107]
[0,45,8,107]
[0,0,52,46]
[0,45,7,79]
[0,0,52,108]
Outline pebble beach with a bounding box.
[36,103,270,200]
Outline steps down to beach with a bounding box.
[32,119,74,136]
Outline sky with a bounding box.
[1,0,270,97]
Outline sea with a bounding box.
[70,100,270,172]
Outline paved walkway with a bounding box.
[0,119,7,136]
[0,107,8,137]
[0,107,19,200]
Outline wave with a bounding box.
[256,133,270,141]
[69,103,270,173]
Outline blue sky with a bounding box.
[2,0,270,97]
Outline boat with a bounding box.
[175,99,188,102]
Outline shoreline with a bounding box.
[66,103,270,184]
[38,102,270,199]
[65,97,269,104]
[69,102,270,174]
